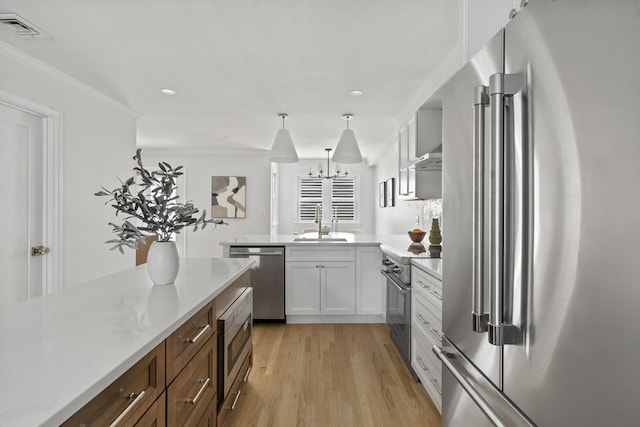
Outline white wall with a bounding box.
[0,43,137,287]
[276,159,375,235]
[372,141,434,234]
[143,149,272,258]
[464,0,518,62]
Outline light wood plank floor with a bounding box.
[225,323,441,427]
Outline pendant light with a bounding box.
[332,113,363,164]
[269,113,299,163]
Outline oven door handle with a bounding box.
[382,271,410,293]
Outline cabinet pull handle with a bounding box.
[417,280,428,289]
[185,324,211,344]
[185,377,210,405]
[416,356,429,371]
[108,390,146,427]
[430,328,442,341]
[428,289,442,301]
[242,366,252,382]
[417,314,428,325]
[230,389,242,410]
[430,378,442,395]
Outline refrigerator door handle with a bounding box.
[434,336,536,427]
[472,85,490,333]
[488,72,525,346]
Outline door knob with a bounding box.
[31,246,49,256]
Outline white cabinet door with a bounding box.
[321,262,355,315]
[285,261,321,315]
[407,113,417,163]
[355,246,382,315]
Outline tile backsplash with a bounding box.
[422,199,443,235]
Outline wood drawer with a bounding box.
[195,397,217,427]
[217,350,252,427]
[286,246,355,262]
[135,391,166,426]
[167,335,217,426]
[215,270,251,319]
[166,302,215,382]
[62,342,165,427]
[412,266,442,305]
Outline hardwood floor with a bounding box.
[225,323,441,427]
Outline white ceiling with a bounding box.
[0,0,460,161]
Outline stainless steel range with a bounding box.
[381,249,414,377]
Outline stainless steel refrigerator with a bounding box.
[436,1,640,425]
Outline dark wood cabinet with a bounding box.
[64,271,255,427]
[63,303,217,427]
[166,302,216,382]
[62,343,165,427]
[167,336,217,426]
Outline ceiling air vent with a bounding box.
[0,13,50,39]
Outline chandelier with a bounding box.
[308,148,349,179]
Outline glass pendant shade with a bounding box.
[269,128,299,163]
[332,128,362,163]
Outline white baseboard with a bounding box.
[286,314,384,324]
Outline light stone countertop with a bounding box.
[221,233,442,265]
[0,257,254,427]
[411,258,443,281]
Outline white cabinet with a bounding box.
[286,261,321,315]
[322,262,356,314]
[355,246,382,315]
[411,263,443,413]
[286,247,355,316]
[398,109,443,200]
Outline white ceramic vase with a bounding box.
[147,240,179,285]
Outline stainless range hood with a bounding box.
[409,144,442,170]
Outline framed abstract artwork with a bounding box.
[211,176,246,218]
[379,181,387,207]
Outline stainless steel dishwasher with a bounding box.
[228,246,285,322]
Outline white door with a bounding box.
[0,103,45,308]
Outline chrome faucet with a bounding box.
[315,204,322,239]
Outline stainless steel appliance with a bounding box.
[218,287,253,401]
[435,1,640,425]
[381,251,414,376]
[228,246,285,322]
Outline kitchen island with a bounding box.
[0,257,254,426]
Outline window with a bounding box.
[298,177,323,222]
[297,175,358,223]
[331,177,356,221]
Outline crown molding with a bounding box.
[0,40,140,118]
[139,145,271,157]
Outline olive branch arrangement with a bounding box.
[95,149,225,253]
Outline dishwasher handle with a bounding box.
[229,248,284,257]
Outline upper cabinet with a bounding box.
[399,109,442,169]
[398,100,443,200]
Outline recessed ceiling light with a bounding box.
[349,89,363,96]
[160,88,177,96]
